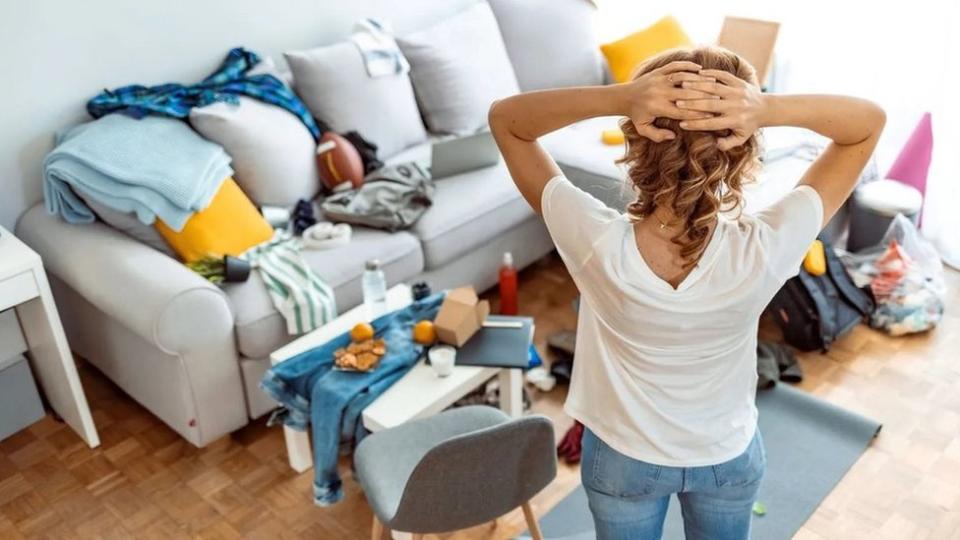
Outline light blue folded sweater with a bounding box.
[43,114,232,231]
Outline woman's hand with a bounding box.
[674,69,766,150]
[620,61,720,143]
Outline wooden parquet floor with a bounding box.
[2,254,959,539]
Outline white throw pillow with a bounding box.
[397,2,520,135]
[80,194,176,257]
[488,0,605,91]
[189,96,321,206]
[285,41,427,160]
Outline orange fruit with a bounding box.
[413,320,437,345]
[350,322,374,342]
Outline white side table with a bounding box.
[0,225,99,447]
[269,284,523,473]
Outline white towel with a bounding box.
[349,18,410,78]
[242,231,337,335]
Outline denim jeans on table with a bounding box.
[581,427,766,540]
[261,293,444,506]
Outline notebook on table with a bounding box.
[455,315,533,369]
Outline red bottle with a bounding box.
[498,252,518,315]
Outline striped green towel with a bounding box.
[242,231,336,335]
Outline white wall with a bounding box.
[0,0,475,231]
[595,0,957,174]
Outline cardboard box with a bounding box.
[434,287,490,347]
[717,16,780,86]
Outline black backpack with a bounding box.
[767,240,875,352]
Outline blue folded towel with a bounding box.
[43,114,232,231]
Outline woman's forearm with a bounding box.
[758,93,885,226]
[489,85,628,141]
[759,94,885,145]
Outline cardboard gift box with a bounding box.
[434,287,490,347]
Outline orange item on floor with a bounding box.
[601,128,625,145]
[155,177,274,263]
[803,240,826,276]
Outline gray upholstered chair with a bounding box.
[354,405,556,540]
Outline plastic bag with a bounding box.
[841,214,945,335]
[882,214,945,293]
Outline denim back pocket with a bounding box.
[581,428,662,498]
[712,430,766,488]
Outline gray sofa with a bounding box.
[15,0,608,446]
[15,0,818,447]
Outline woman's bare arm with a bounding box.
[760,94,885,226]
[678,71,886,227]
[489,61,716,213]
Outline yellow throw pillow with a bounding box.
[601,16,693,83]
[156,177,274,263]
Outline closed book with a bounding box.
[455,315,533,369]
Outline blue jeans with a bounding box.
[261,293,444,506]
[581,427,765,540]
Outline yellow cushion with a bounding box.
[156,177,274,263]
[600,16,692,83]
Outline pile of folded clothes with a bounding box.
[42,110,334,336]
[43,113,231,231]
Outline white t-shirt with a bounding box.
[541,175,823,466]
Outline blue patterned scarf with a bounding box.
[87,47,325,139]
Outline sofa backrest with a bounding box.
[0,0,477,232]
[488,0,606,91]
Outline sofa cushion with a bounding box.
[189,97,321,206]
[488,0,605,91]
[155,178,274,263]
[397,2,519,134]
[541,118,830,216]
[386,142,534,269]
[601,16,693,83]
[225,228,424,359]
[285,41,427,160]
[540,117,636,211]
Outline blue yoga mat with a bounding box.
[522,384,881,540]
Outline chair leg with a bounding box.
[521,501,543,540]
[371,515,389,540]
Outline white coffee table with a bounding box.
[269,284,524,473]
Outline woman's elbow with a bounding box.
[488,99,507,132]
[866,101,887,134]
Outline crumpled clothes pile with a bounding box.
[757,340,803,390]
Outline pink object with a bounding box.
[871,239,912,301]
[886,112,933,197]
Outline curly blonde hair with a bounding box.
[620,46,762,268]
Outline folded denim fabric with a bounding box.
[261,292,445,506]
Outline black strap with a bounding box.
[797,271,834,348]
[824,248,874,316]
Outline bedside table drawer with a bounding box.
[0,271,39,312]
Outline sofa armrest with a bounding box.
[16,204,234,354]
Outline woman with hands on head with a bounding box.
[489,46,884,540]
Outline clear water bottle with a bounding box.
[362,259,388,318]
